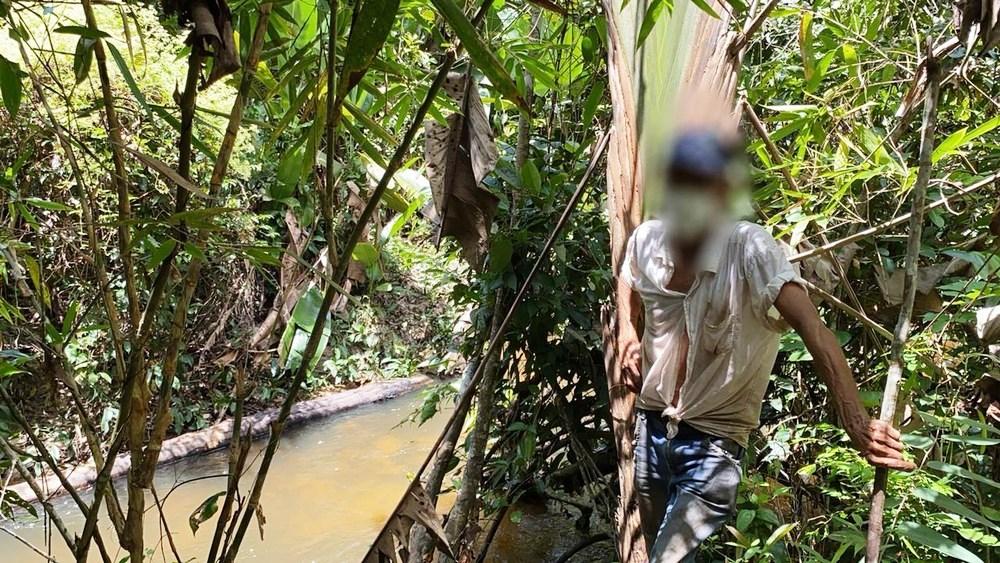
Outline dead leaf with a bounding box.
[365,483,453,562]
[957,0,1000,53]
[125,146,208,198]
[255,502,266,541]
[875,257,970,313]
[163,0,241,87]
[398,484,454,559]
[797,241,859,304]
[424,72,500,270]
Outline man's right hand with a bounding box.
[620,336,642,392]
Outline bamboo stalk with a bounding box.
[11,42,132,544]
[79,0,141,329]
[219,29,463,563]
[865,40,941,562]
[206,367,249,563]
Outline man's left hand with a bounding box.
[860,420,916,471]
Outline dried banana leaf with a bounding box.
[424,72,500,269]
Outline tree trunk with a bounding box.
[442,293,506,558]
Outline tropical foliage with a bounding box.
[0,0,997,561]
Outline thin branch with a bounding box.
[789,170,1000,264]
[866,40,941,562]
[802,281,893,340]
[151,484,183,563]
[730,0,780,55]
[139,0,275,535]
[79,0,141,329]
[0,389,112,563]
[0,435,76,553]
[0,527,61,563]
[219,37,461,563]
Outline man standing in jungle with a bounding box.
[618,130,915,562]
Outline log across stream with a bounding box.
[0,383,611,562]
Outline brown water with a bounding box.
[1,391,612,562]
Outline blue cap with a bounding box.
[666,130,733,178]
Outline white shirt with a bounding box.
[622,219,805,446]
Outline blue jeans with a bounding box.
[634,410,743,562]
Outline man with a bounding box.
[618,130,914,562]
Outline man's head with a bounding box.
[660,130,744,244]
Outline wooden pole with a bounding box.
[865,40,941,562]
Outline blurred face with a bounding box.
[661,169,731,244]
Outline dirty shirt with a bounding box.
[622,219,805,446]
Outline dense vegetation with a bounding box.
[0,0,998,562]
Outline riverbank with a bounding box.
[9,375,433,504]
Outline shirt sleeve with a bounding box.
[620,226,642,289]
[742,226,806,331]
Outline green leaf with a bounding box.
[428,0,528,111]
[22,198,73,211]
[189,491,226,535]
[344,100,399,146]
[932,127,967,164]
[963,115,1000,144]
[736,509,755,531]
[520,160,541,192]
[61,300,79,337]
[690,0,720,18]
[951,415,1000,435]
[765,522,797,546]
[243,246,283,267]
[637,0,672,49]
[0,54,23,117]
[895,521,983,563]
[105,43,152,119]
[927,461,1000,490]
[73,37,96,84]
[147,238,177,272]
[581,82,605,129]
[352,241,379,266]
[798,11,815,83]
[488,235,513,274]
[277,145,305,190]
[943,434,1000,446]
[291,287,324,330]
[54,25,111,39]
[912,487,1000,532]
[338,0,401,100]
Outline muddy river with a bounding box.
[1,390,611,562]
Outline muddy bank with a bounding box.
[11,375,432,503]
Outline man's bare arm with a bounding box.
[619,284,643,392]
[775,282,915,471]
